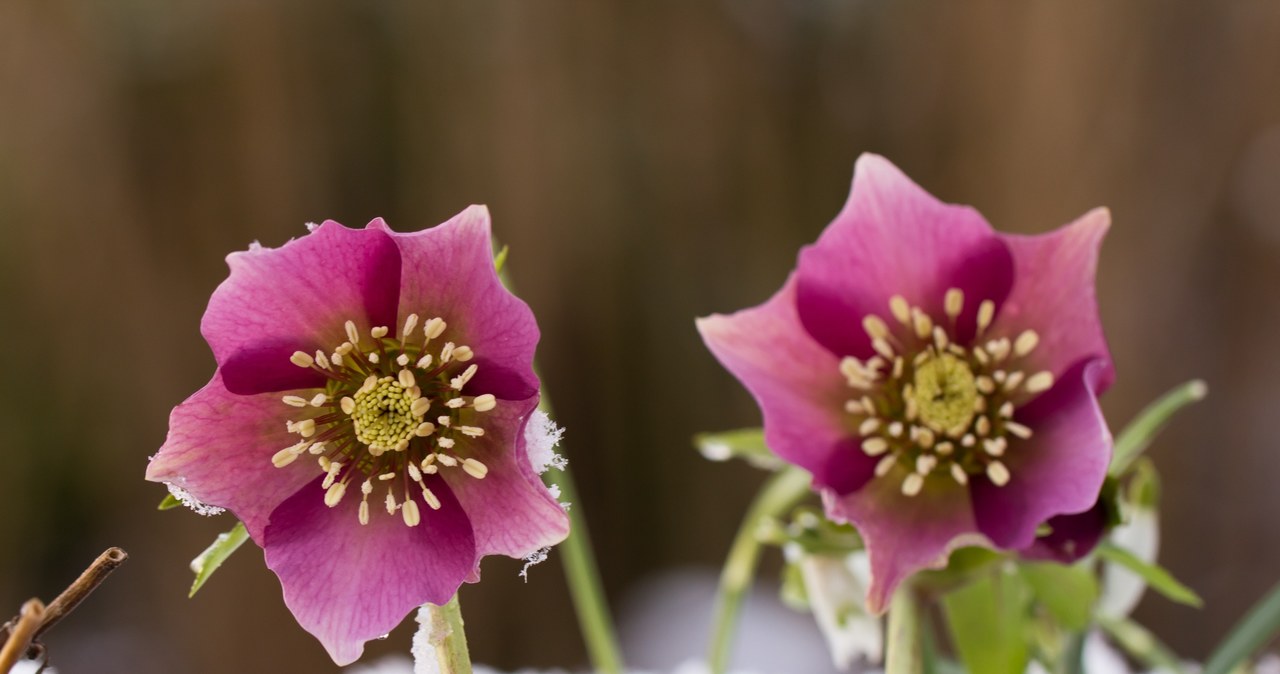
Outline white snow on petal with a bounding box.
[519,547,551,581]
[410,606,441,674]
[305,221,320,233]
[524,411,567,474]
[248,240,264,251]
[166,482,225,516]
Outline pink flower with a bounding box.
[698,155,1113,612]
[146,207,570,664]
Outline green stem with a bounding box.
[429,594,473,674]
[538,401,625,674]
[1203,581,1280,674]
[706,466,813,674]
[886,585,924,674]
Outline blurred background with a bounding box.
[2,1,1279,672]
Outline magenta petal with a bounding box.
[795,154,1014,358]
[971,359,1112,549]
[263,476,477,666]
[991,208,1114,391]
[441,400,570,558]
[370,208,538,402]
[698,275,873,491]
[145,372,317,540]
[203,222,402,395]
[824,476,979,614]
[1020,500,1109,563]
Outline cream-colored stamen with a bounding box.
[951,464,969,485]
[902,473,924,496]
[976,300,995,333]
[1014,330,1039,357]
[402,499,421,527]
[1005,421,1033,439]
[402,314,420,339]
[290,351,314,368]
[944,288,964,319]
[462,458,489,479]
[473,394,497,412]
[1025,372,1054,394]
[422,488,442,510]
[324,482,347,507]
[889,295,911,324]
[371,326,389,339]
[452,345,474,362]
[986,461,1010,486]
[450,364,478,390]
[911,308,932,339]
[863,315,890,340]
[862,437,889,456]
[424,317,447,340]
[345,320,361,345]
[283,395,308,407]
[858,418,880,436]
[875,455,898,477]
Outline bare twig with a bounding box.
[0,600,45,673]
[0,547,128,673]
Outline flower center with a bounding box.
[910,353,977,434]
[272,314,498,527]
[839,288,1055,497]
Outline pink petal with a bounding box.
[203,221,402,395]
[263,475,477,666]
[441,399,570,558]
[795,154,1014,359]
[991,208,1114,391]
[145,372,318,540]
[698,275,875,493]
[369,208,539,402]
[1020,500,1110,563]
[824,474,980,614]
[971,359,1112,550]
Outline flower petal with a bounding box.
[441,398,570,558]
[145,372,318,540]
[369,208,539,402]
[1019,499,1109,563]
[203,221,402,395]
[263,475,477,666]
[971,359,1112,550]
[823,472,981,614]
[697,275,874,492]
[795,154,1014,358]
[991,208,1114,391]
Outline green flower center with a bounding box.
[910,353,977,434]
[352,377,419,453]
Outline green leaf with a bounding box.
[1203,581,1280,674]
[1111,379,1207,476]
[1019,562,1099,630]
[493,244,510,273]
[189,522,250,598]
[158,494,182,510]
[693,428,784,470]
[1097,542,1202,607]
[779,560,809,611]
[1098,617,1186,674]
[942,570,1031,674]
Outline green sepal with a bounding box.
[189,521,250,598]
[1019,561,1099,631]
[493,244,510,273]
[767,506,863,556]
[941,568,1031,674]
[779,559,810,611]
[1125,457,1161,510]
[158,494,182,510]
[693,428,784,471]
[1110,379,1207,476]
[1097,541,1202,608]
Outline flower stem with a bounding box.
[430,594,473,674]
[885,585,924,674]
[706,466,812,674]
[538,401,626,674]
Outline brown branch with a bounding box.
[0,547,128,673]
[0,600,45,673]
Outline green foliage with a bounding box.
[1097,542,1202,608]
[1110,379,1207,476]
[158,493,182,510]
[1098,617,1186,674]
[693,428,784,470]
[189,521,250,598]
[1203,582,1280,674]
[1020,562,1099,631]
[942,569,1031,674]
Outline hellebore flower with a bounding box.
[146,207,570,664]
[698,155,1113,612]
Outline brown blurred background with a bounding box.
[2,1,1279,672]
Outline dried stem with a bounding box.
[0,600,45,673]
[0,547,128,672]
